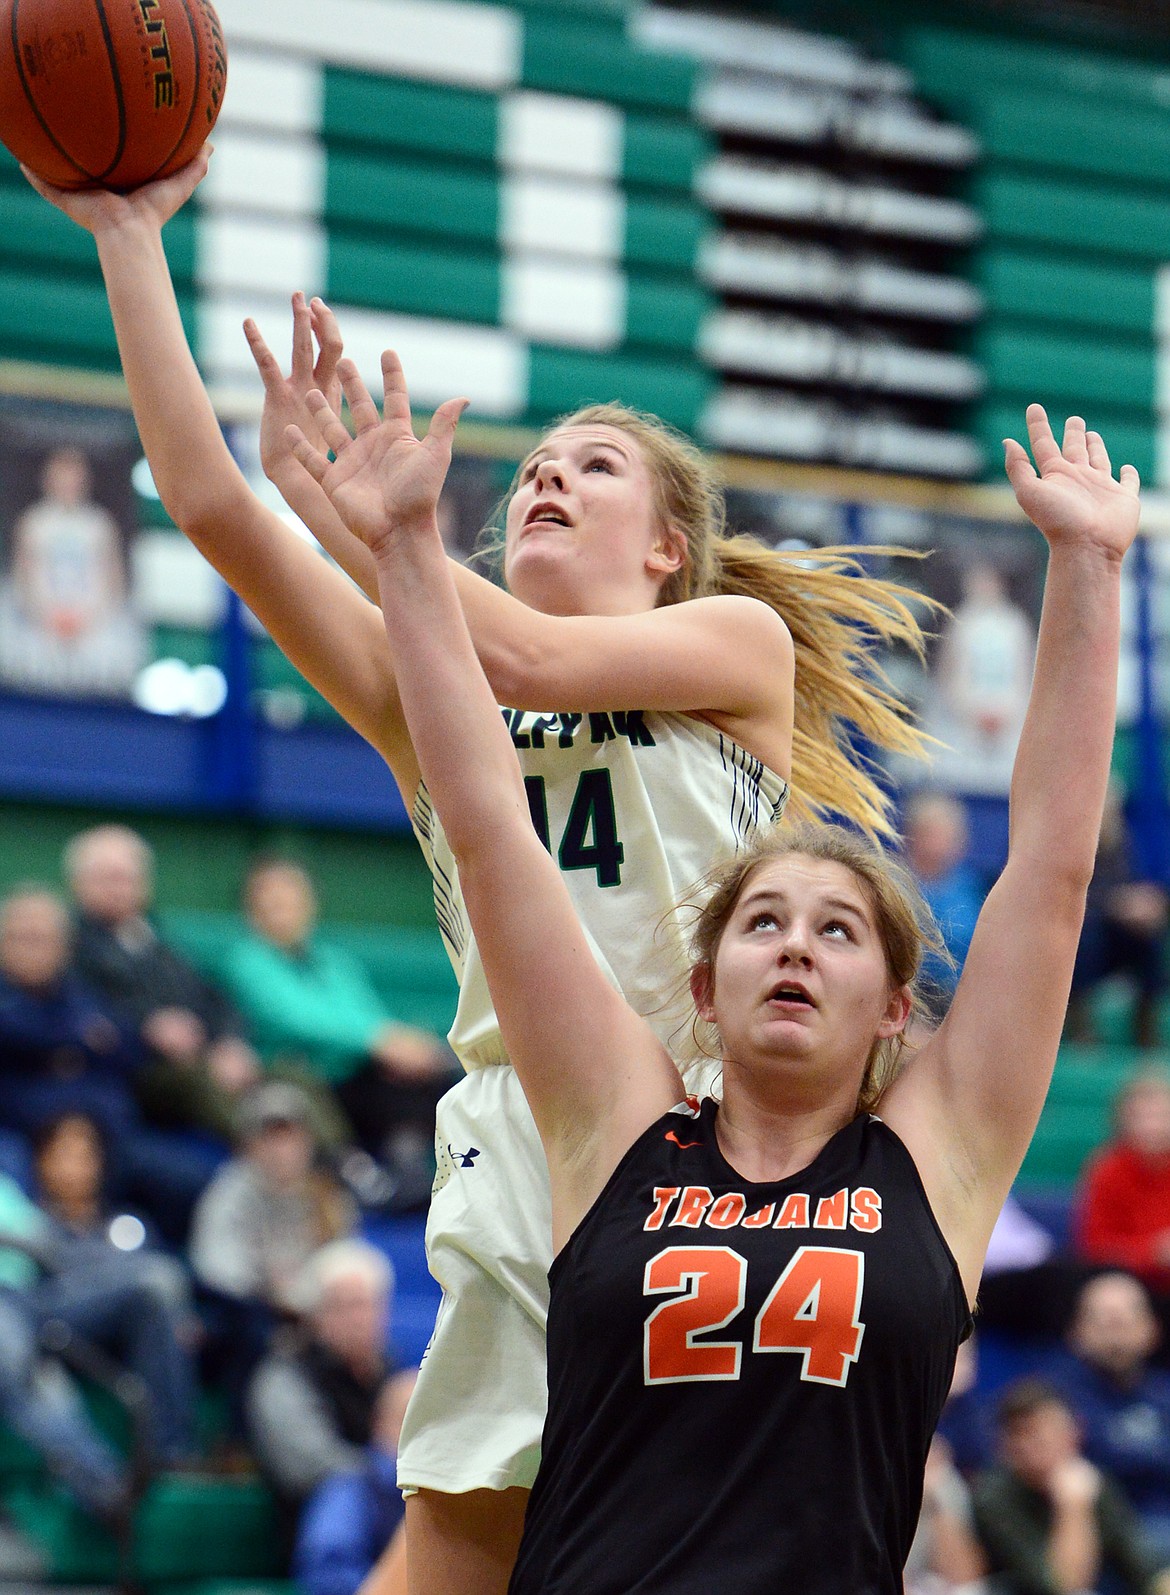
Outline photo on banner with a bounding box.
[0,398,145,701]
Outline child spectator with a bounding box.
[1050,1272,1170,1561]
[66,824,260,1141]
[972,1379,1170,1595]
[221,858,451,1202]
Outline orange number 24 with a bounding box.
[644,1245,865,1388]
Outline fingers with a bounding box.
[337,360,381,434]
[1024,403,1062,473]
[242,318,282,387]
[303,388,354,457]
[289,291,314,384]
[1120,462,1141,496]
[1085,429,1111,474]
[1002,437,1037,494]
[310,298,344,385]
[285,424,329,484]
[381,349,413,424]
[426,397,470,455]
[1062,414,1090,467]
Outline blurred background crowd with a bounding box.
[5,0,1170,1592]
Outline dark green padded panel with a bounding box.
[327,235,501,323]
[974,249,1156,338]
[522,14,696,111]
[326,153,499,247]
[974,169,1170,263]
[625,275,710,350]
[973,322,1154,411]
[623,111,712,192]
[973,91,1170,189]
[324,70,498,163]
[527,344,711,429]
[1016,1045,1139,1188]
[907,26,1170,116]
[624,195,707,271]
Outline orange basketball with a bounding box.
[0,0,226,190]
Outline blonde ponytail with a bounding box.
[704,537,932,836]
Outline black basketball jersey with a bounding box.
[509,1097,972,1595]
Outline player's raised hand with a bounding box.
[1004,404,1140,562]
[286,351,467,556]
[246,292,345,479]
[21,145,211,235]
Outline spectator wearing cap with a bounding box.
[65,825,261,1142]
[189,1082,355,1426]
[246,1238,407,1550]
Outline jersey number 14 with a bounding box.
[643,1244,865,1388]
[525,771,625,888]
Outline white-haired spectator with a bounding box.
[245,1237,403,1553]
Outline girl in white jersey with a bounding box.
[26,149,929,1595]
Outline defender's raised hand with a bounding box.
[1004,404,1140,560]
[246,292,345,478]
[287,351,467,556]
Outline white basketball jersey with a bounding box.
[412,707,789,1071]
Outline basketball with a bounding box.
[0,0,226,191]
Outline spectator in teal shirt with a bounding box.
[221,859,453,1202]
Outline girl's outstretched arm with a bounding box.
[885,405,1140,1299]
[287,377,681,1248]
[22,158,420,799]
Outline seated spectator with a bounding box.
[190,1083,356,1421]
[902,791,985,1018]
[0,1167,197,1519]
[1049,1272,1170,1562]
[293,1371,415,1595]
[34,1111,193,1320]
[221,858,451,1202]
[1077,1071,1170,1320]
[1067,782,1168,1048]
[246,1238,400,1549]
[0,884,216,1241]
[972,1378,1170,1595]
[66,824,260,1142]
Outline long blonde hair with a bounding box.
[499,402,932,837]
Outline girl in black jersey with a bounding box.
[284,378,1138,1593]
